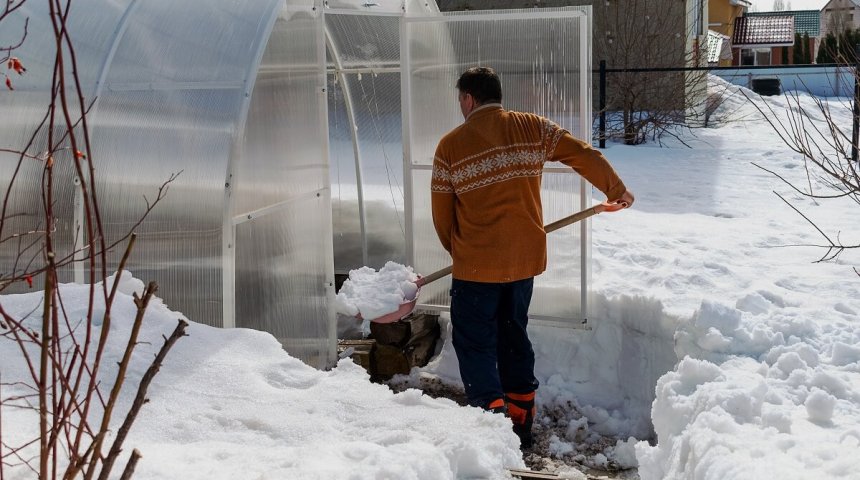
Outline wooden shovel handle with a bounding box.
[416,201,627,288]
[544,200,625,233]
[416,265,452,287]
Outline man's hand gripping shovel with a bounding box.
[358,200,629,324]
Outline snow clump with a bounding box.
[334,261,419,321]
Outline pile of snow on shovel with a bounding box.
[335,261,419,323]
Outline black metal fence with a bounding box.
[854,46,860,162]
[595,58,860,162]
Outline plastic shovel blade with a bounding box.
[365,297,419,324]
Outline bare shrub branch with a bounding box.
[595,0,711,144]
[1,1,185,478]
[742,40,859,274]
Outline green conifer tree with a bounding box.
[817,33,836,64]
[793,32,804,64]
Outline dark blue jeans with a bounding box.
[450,277,539,409]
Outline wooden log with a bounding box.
[507,468,562,479]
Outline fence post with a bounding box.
[853,44,859,163]
[599,60,606,149]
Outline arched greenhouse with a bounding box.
[0,0,595,368]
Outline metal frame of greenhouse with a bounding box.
[0,0,594,369]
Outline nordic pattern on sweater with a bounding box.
[431,105,626,283]
[432,120,565,195]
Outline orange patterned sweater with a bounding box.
[431,104,627,283]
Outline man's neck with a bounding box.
[466,102,502,120]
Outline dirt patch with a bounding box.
[387,377,639,479]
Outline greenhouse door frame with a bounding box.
[401,8,593,329]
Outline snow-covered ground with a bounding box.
[590,81,860,479]
[2,77,859,479]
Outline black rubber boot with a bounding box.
[505,392,535,449]
[487,398,507,415]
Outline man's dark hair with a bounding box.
[456,67,502,104]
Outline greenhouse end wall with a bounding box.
[403,7,595,326]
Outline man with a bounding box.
[431,67,634,449]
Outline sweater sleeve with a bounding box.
[543,119,627,201]
[431,144,455,254]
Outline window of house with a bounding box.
[741,48,772,66]
[755,48,772,66]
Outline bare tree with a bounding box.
[437,0,714,145]
[0,1,185,478]
[592,0,710,145]
[1,0,28,91]
[824,8,853,41]
[746,45,859,275]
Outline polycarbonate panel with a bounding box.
[0,0,134,92]
[406,8,590,165]
[325,0,404,13]
[0,135,80,289]
[343,72,406,269]
[0,0,337,362]
[104,0,280,85]
[410,169,452,308]
[329,71,409,272]
[404,0,438,14]
[411,170,588,317]
[403,16,459,166]
[405,7,593,323]
[91,88,242,326]
[234,9,327,215]
[0,0,135,291]
[535,173,586,320]
[328,74,363,271]
[326,14,401,69]
[235,195,333,370]
[233,4,335,367]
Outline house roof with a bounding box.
[746,10,820,36]
[822,0,860,8]
[732,15,795,47]
[822,0,860,10]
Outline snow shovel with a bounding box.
[365,200,628,324]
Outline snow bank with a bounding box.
[1,275,524,480]
[635,299,860,480]
[393,291,680,470]
[532,293,679,440]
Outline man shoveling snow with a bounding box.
[430,67,634,449]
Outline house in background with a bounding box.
[710,0,751,37]
[708,0,751,66]
[732,14,795,65]
[746,10,821,63]
[821,0,860,38]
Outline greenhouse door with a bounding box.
[402,7,594,327]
